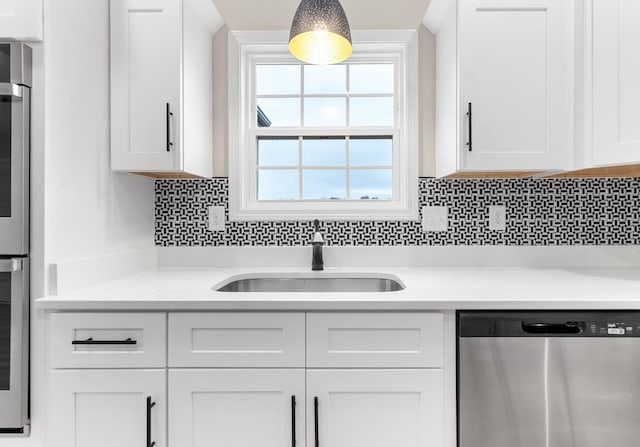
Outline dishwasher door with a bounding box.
[459,336,640,447]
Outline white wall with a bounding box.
[44,0,155,268]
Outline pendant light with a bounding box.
[288,0,352,65]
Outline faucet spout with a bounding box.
[311,219,324,271]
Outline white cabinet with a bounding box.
[169,369,306,447]
[48,311,447,447]
[110,0,223,178]
[169,312,305,367]
[307,370,443,447]
[430,0,574,176]
[48,369,166,447]
[306,312,443,368]
[49,312,166,369]
[0,0,43,41]
[589,0,640,166]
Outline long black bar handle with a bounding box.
[466,102,472,152]
[146,396,156,447]
[522,322,583,334]
[166,102,174,152]
[291,395,296,447]
[314,396,319,447]
[71,337,137,345]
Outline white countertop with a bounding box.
[36,266,640,310]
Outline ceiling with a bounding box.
[212,0,432,30]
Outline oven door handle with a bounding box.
[0,259,22,272]
[0,83,23,98]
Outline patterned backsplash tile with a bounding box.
[155,177,640,246]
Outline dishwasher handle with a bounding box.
[521,322,583,334]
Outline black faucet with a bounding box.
[311,219,324,271]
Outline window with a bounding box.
[229,31,419,221]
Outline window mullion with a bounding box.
[298,136,303,200]
[345,136,351,200]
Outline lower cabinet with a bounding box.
[169,369,306,447]
[48,369,166,447]
[47,311,446,447]
[307,370,443,447]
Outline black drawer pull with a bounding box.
[166,102,174,152]
[314,396,319,447]
[71,337,137,345]
[466,102,472,152]
[147,396,156,447]
[291,395,296,447]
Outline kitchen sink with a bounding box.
[214,274,405,293]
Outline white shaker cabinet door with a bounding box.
[169,369,306,447]
[110,0,181,172]
[48,369,166,447]
[0,0,42,41]
[458,0,574,171]
[307,369,444,447]
[591,0,640,166]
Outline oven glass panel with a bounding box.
[0,272,10,390]
[0,44,9,83]
[0,96,11,217]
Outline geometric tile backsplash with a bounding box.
[155,177,640,246]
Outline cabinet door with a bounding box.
[110,0,181,172]
[307,370,443,447]
[0,0,42,41]
[48,369,166,447]
[459,0,574,171]
[592,0,640,166]
[170,369,306,447]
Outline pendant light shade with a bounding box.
[288,0,352,65]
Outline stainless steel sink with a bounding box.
[215,274,405,293]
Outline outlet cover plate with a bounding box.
[208,206,226,232]
[488,205,506,231]
[422,206,448,232]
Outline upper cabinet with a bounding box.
[428,0,575,177]
[110,0,223,178]
[0,0,43,41]
[589,0,640,167]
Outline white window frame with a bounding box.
[228,30,419,221]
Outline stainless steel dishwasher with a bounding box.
[458,311,640,447]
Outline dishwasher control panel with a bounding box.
[459,311,640,337]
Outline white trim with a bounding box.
[228,30,419,221]
[422,0,454,33]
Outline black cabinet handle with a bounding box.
[314,396,319,447]
[466,102,472,152]
[147,396,156,447]
[291,395,296,447]
[71,337,137,345]
[522,322,583,334]
[166,102,174,152]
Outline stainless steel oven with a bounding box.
[0,258,28,431]
[0,42,30,434]
[0,43,30,256]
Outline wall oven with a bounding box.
[0,42,31,433]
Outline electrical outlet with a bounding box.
[422,206,448,232]
[488,205,506,231]
[208,206,225,232]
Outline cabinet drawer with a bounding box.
[49,313,166,369]
[169,313,305,367]
[306,312,443,368]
